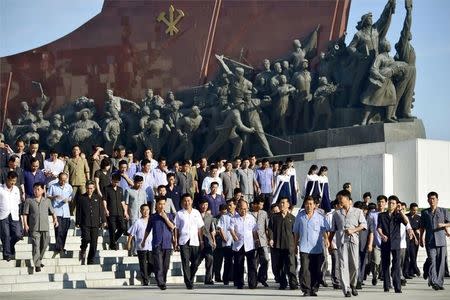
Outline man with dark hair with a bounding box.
[0,171,22,261]
[329,189,367,297]
[76,180,106,264]
[23,158,46,198]
[213,203,228,283]
[125,175,146,226]
[294,196,329,296]
[23,182,58,272]
[204,181,225,217]
[176,160,194,196]
[220,161,239,200]
[255,158,274,211]
[362,192,372,205]
[64,145,90,215]
[420,191,450,290]
[195,198,216,285]
[201,164,223,195]
[406,202,421,277]
[166,173,181,211]
[113,159,134,190]
[268,197,298,290]
[174,193,204,289]
[367,195,387,286]
[47,172,73,254]
[155,185,176,214]
[377,195,409,293]
[103,173,128,250]
[20,139,44,172]
[1,155,24,198]
[152,157,168,191]
[135,158,155,206]
[237,158,257,203]
[343,183,352,194]
[251,196,270,287]
[129,203,154,286]
[144,198,176,290]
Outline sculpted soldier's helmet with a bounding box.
[357,12,373,30]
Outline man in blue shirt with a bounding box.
[255,159,273,211]
[205,181,225,217]
[23,158,46,198]
[294,196,330,296]
[47,172,73,254]
[420,191,450,291]
[143,196,176,290]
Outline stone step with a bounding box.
[0,271,117,284]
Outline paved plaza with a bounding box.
[4,277,450,300]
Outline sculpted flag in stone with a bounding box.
[0,0,421,161]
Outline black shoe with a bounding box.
[40,264,44,267]
[159,285,167,290]
[372,278,377,286]
[279,286,286,290]
[351,287,358,296]
[439,286,445,290]
[215,278,223,283]
[333,284,341,289]
[237,286,243,289]
[223,281,229,286]
[395,289,402,293]
[259,280,269,287]
[320,280,328,287]
[405,275,413,279]
[205,281,214,285]
[310,291,318,296]
[401,279,407,286]
[35,267,41,272]
[345,291,352,297]
[415,271,421,277]
[384,288,389,292]
[5,257,11,262]
[303,292,309,297]
[424,272,428,280]
[356,281,362,289]
[432,284,440,290]
[290,285,299,290]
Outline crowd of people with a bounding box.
[0,138,449,296]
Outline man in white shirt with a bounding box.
[201,164,223,195]
[127,203,153,286]
[152,157,168,192]
[174,193,205,289]
[0,171,22,261]
[135,159,155,205]
[141,148,158,171]
[230,199,258,289]
[43,149,65,186]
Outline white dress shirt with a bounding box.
[230,213,258,252]
[0,184,21,221]
[152,167,168,189]
[43,158,65,178]
[201,176,223,194]
[175,208,204,246]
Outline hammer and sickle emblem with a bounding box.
[157,5,185,36]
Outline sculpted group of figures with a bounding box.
[2,0,416,161]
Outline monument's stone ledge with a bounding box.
[270,119,425,156]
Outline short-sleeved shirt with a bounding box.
[23,197,55,232]
[201,212,216,247]
[230,213,258,252]
[0,184,21,221]
[217,213,234,247]
[125,187,147,223]
[94,169,111,195]
[201,176,223,195]
[128,218,152,251]
[48,182,73,218]
[331,207,367,248]
[1,167,24,189]
[421,207,449,247]
[146,213,174,250]
[152,168,168,188]
[103,185,124,216]
[175,171,194,195]
[175,208,204,246]
[255,168,273,194]
[135,171,155,203]
[368,211,382,248]
[251,210,269,247]
[204,193,226,217]
[293,210,329,254]
[237,168,255,195]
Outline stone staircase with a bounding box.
[1,216,449,293]
[0,217,206,292]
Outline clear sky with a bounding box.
[0,0,449,141]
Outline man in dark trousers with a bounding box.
[76,181,106,264]
[377,195,409,293]
[406,202,421,277]
[103,173,128,250]
[142,197,176,290]
[268,197,298,290]
[195,198,216,284]
[420,191,450,290]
